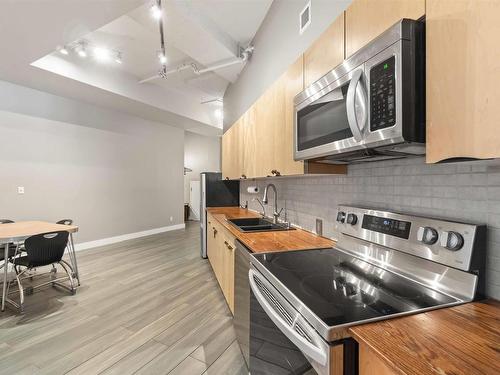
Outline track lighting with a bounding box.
[158,52,167,64]
[76,42,87,58]
[93,46,111,62]
[151,3,162,20]
[55,41,123,65]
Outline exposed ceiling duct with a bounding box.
[139,45,253,84]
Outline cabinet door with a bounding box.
[426,0,500,162]
[304,14,345,87]
[221,234,236,314]
[241,106,258,179]
[359,342,397,375]
[207,219,221,281]
[345,0,425,57]
[221,122,243,179]
[254,87,277,178]
[274,57,305,176]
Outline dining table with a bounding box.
[0,221,79,311]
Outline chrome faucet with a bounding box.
[262,183,282,224]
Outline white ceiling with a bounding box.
[0,0,272,136]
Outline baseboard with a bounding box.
[74,223,186,251]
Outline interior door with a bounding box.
[189,180,201,220]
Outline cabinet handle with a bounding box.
[213,228,217,238]
[271,169,281,176]
[224,240,228,246]
[241,174,247,179]
[227,245,233,251]
[225,177,230,180]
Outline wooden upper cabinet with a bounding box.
[241,106,257,179]
[426,0,500,162]
[274,57,305,176]
[253,85,277,178]
[345,0,425,57]
[221,122,243,180]
[304,14,345,87]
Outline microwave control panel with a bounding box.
[370,56,396,131]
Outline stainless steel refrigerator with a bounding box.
[200,172,239,258]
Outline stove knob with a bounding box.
[346,213,358,225]
[440,231,464,251]
[417,226,438,245]
[336,211,346,223]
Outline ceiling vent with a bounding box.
[300,2,311,34]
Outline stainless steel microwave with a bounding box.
[294,19,425,163]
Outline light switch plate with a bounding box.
[17,186,24,194]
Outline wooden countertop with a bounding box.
[206,207,334,253]
[349,300,500,375]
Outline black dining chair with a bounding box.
[9,231,76,312]
[56,219,73,226]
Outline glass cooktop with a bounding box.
[252,248,457,327]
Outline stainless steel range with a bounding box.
[248,206,486,375]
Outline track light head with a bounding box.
[158,51,167,65]
[151,3,162,20]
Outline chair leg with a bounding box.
[58,260,76,295]
[14,266,24,313]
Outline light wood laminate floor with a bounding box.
[0,222,247,375]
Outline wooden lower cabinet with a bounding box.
[359,342,397,375]
[206,214,235,313]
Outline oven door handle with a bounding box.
[249,269,328,366]
[346,68,367,142]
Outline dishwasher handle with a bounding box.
[249,269,327,366]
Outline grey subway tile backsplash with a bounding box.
[240,156,500,299]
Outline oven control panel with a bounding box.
[361,214,411,239]
[335,206,485,272]
[370,56,396,131]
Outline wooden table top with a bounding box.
[206,207,334,253]
[349,300,500,375]
[0,221,79,243]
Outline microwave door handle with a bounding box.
[249,269,328,365]
[346,69,368,142]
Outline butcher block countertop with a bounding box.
[349,299,500,375]
[206,207,334,253]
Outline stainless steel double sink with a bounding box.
[228,217,294,232]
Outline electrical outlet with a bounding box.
[316,218,323,236]
[17,186,25,194]
[170,216,173,222]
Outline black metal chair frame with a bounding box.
[7,231,76,312]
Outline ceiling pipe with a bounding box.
[139,45,254,84]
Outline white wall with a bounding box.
[0,80,185,244]
[223,0,351,129]
[184,131,221,218]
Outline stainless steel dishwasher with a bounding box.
[234,240,251,366]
